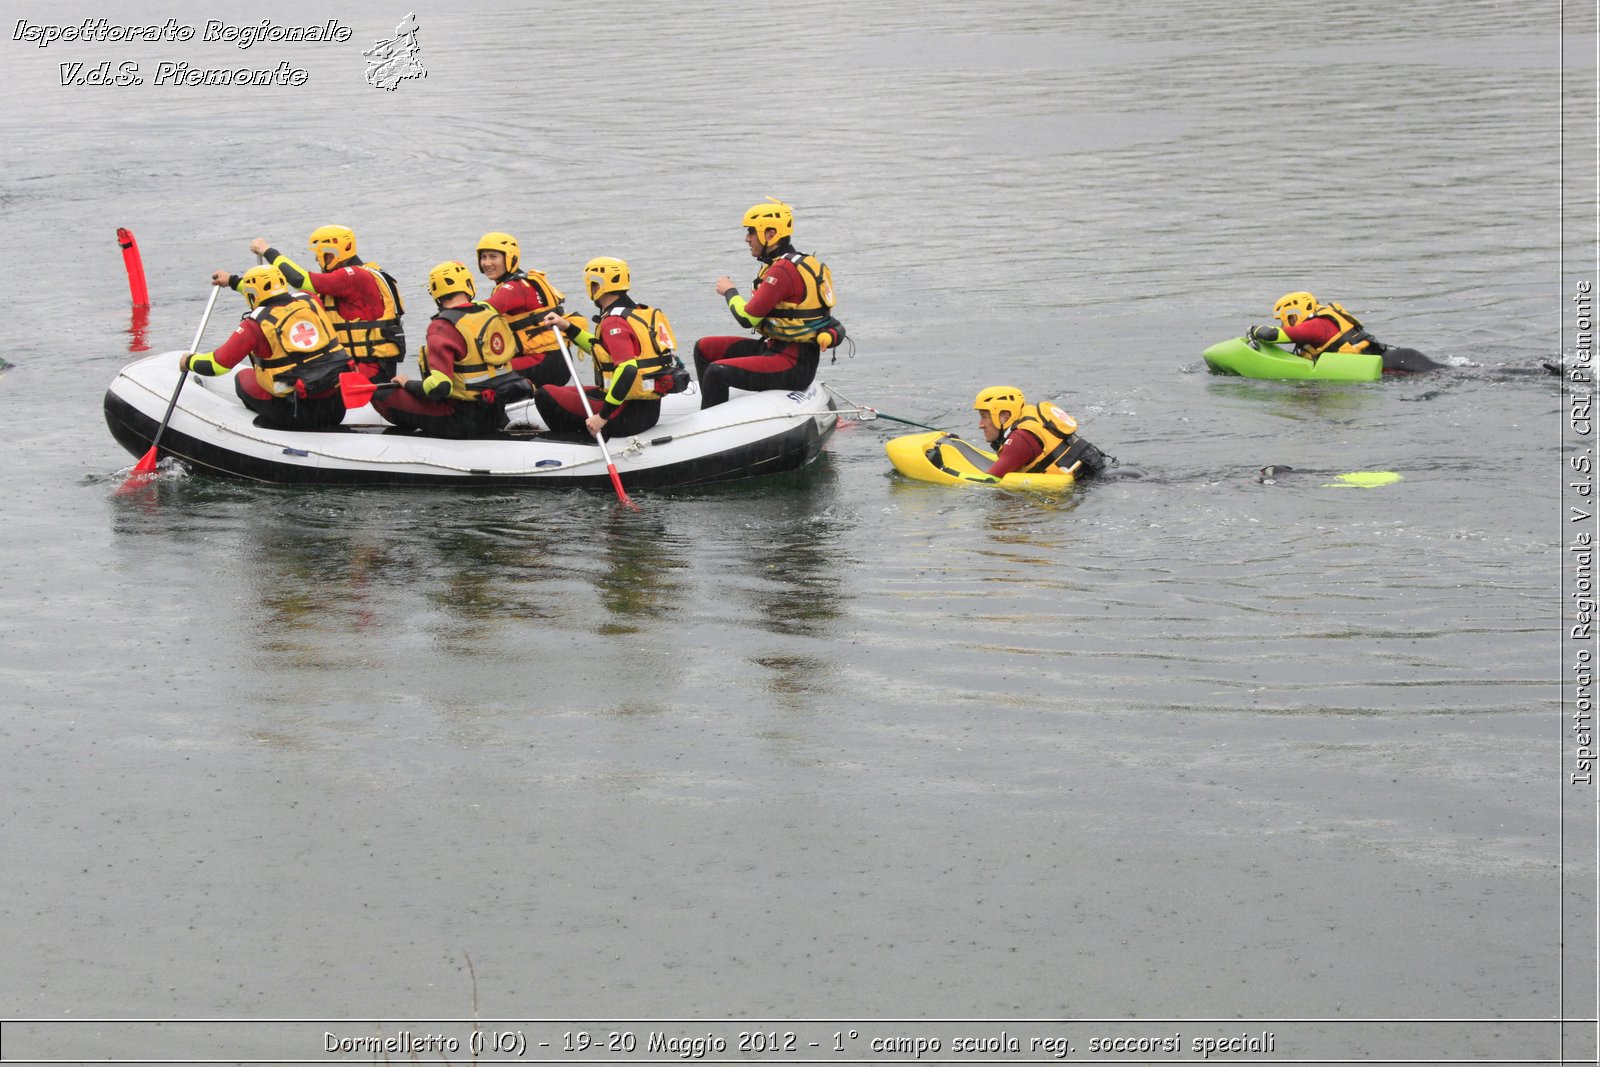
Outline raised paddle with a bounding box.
[549,325,635,509]
[120,284,222,488]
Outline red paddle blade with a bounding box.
[606,465,637,509]
[339,372,378,409]
[114,446,161,494]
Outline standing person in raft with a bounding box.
[973,386,1109,480]
[534,257,676,441]
[248,226,407,382]
[475,230,583,390]
[371,261,523,438]
[693,198,845,409]
[1248,292,1440,372]
[182,264,351,431]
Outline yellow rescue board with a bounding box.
[1323,471,1403,488]
[884,431,1077,490]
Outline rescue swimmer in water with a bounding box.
[879,387,1123,489]
[973,386,1110,480]
[1256,466,1404,489]
[1248,292,1441,373]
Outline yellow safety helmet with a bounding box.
[427,260,476,303]
[1273,291,1318,329]
[742,198,794,242]
[476,231,521,276]
[974,386,1026,427]
[308,224,358,270]
[236,264,288,309]
[584,256,630,301]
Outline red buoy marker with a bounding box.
[117,228,150,308]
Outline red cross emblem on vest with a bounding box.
[288,321,321,349]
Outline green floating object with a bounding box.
[1324,471,1402,489]
[1203,336,1382,381]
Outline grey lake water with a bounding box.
[0,1,1595,1064]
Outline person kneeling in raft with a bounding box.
[974,386,1109,480]
[182,264,351,432]
[1248,291,1441,373]
[371,261,526,438]
[533,257,677,442]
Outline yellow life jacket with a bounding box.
[1301,301,1380,358]
[494,269,584,357]
[248,295,348,397]
[1008,401,1090,476]
[319,262,406,365]
[422,302,517,402]
[593,302,676,403]
[755,250,839,344]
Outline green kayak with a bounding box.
[1202,336,1382,381]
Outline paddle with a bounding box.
[549,326,635,509]
[338,372,397,409]
[338,367,532,410]
[120,284,223,489]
